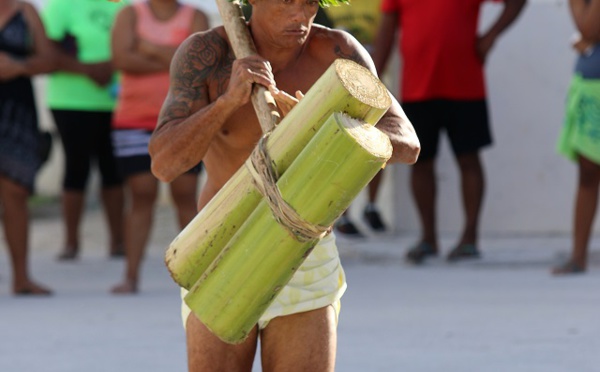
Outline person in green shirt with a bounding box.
[42,0,128,260]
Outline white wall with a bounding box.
[31,0,587,235]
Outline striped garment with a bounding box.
[180,232,347,330]
[111,128,152,158]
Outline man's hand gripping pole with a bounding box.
[215,0,280,133]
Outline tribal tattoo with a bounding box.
[160,31,235,126]
[333,45,366,67]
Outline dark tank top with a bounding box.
[574,0,600,79]
[0,10,35,103]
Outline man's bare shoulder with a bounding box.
[171,27,234,92]
[181,26,231,65]
[308,24,370,67]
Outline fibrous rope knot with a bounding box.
[245,134,331,243]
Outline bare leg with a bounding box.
[0,177,52,295]
[411,159,437,248]
[57,189,85,260]
[261,306,337,372]
[169,173,199,229]
[455,152,485,246]
[111,174,156,294]
[186,313,258,372]
[101,184,125,257]
[554,155,600,274]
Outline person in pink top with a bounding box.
[110,0,209,294]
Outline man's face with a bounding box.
[250,0,320,47]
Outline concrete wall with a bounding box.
[31,0,587,235]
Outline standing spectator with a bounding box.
[109,0,209,294]
[0,0,53,295]
[326,0,388,236]
[41,0,128,261]
[553,0,600,275]
[372,0,526,264]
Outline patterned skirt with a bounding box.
[557,74,600,164]
[0,97,41,193]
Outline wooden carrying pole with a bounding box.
[215,0,280,133]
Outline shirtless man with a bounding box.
[149,0,420,370]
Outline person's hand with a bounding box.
[223,56,275,108]
[136,38,159,58]
[571,33,594,55]
[269,85,304,117]
[0,53,24,81]
[476,33,497,64]
[82,61,113,87]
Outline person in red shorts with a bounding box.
[373,0,526,264]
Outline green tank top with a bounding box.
[42,0,129,111]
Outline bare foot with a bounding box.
[14,281,53,296]
[110,280,138,294]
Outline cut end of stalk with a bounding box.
[334,59,391,110]
[337,113,393,160]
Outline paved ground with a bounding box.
[1,201,599,372]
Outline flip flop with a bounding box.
[57,250,78,261]
[14,286,53,296]
[405,242,438,265]
[447,244,480,262]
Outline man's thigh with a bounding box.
[186,313,259,372]
[260,306,337,372]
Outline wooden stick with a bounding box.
[215,0,280,133]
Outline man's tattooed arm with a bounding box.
[149,30,239,182]
[333,45,364,66]
[332,40,380,80]
[158,31,232,128]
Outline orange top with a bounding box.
[113,2,195,130]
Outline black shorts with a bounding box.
[402,99,493,161]
[51,109,123,190]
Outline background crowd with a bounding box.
[0,0,599,298]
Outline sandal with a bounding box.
[551,261,585,275]
[57,249,78,261]
[334,215,364,238]
[446,244,480,262]
[363,206,387,232]
[405,242,438,265]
